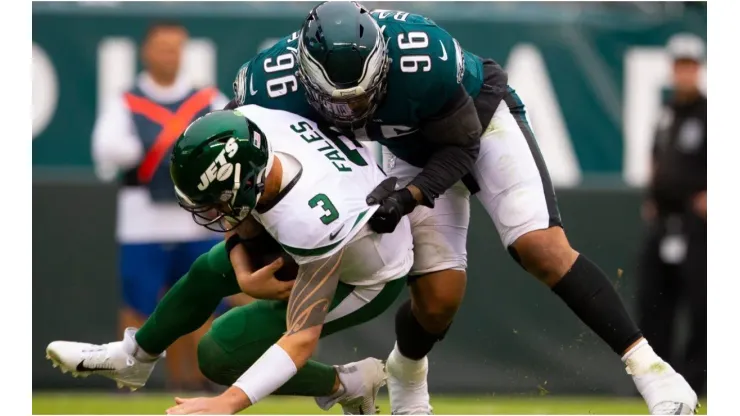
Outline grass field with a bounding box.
[32,393,707,415]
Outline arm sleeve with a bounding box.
[410,86,482,207]
[409,143,479,207]
[91,96,143,182]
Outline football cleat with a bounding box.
[46,327,163,391]
[628,361,699,415]
[315,357,387,415]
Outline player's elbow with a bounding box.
[277,325,322,369]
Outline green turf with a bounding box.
[32,393,707,415]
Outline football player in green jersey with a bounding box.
[47,106,418,415]
[228,2,698,414]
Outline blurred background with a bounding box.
[32,1,707,414]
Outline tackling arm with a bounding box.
[409,85,482,207]
[366,86,483,234]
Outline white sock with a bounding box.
[621,338,649,362]
[122,328,160,362]
[388,343,427,384]
[622,339,668,376]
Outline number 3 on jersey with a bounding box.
[309,193,339,225]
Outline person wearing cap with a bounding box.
[637,32,706,396]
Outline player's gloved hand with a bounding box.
[366,177,418,234]
[366,176,399,203]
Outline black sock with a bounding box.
[395,300,447,360]
[552,255,643,355]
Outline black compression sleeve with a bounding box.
[410,85,483,207]
[409,142,479,208]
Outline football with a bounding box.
[241,232,299,282]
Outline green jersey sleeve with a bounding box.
[232,31,315,118]
[371,10,467,121]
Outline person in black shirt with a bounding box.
[637,32,707,396]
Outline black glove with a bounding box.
[366,177,418,234]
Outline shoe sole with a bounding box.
[45,347,139,392]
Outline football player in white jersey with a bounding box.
[46,106,414,415]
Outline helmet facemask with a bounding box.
[175,170,262,232]
[172,123,273,233]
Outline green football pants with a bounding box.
[195,241,406,394]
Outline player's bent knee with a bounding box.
[198,300,292,385]
[410,269,466,332]
[510,227,578,286]
[414,288,462,326]
[188,251,215,282]
[197,330,237,386]
[415,302,458,333]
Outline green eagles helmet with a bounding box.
[170,109,271,232]
[297,1,390,129]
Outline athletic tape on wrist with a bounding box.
[232,344,298,405]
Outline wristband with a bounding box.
[232,344,298,405]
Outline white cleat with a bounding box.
[45,327,163,391]
[386,346,433,415]
[315,357,387,415]
[629,361,699,415]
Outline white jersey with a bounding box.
[237,105,413,286]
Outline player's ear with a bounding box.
[366,177,399,205]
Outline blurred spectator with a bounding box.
[91,21,235,391]
[637,33,706,395]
